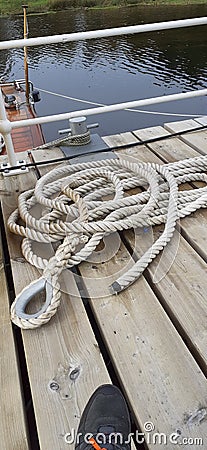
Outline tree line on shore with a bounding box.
[1,0,204,17]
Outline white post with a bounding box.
[0,89,17,166]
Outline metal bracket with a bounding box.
[1,159,29,176]
[60,133,116,163]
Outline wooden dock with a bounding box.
[0,117,207,450]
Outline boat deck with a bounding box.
[0,82,44,153]
[0,117,207,450]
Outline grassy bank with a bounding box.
[0,0,206,16]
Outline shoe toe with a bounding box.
[78,384,131,440]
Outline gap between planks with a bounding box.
[0,207,29,449]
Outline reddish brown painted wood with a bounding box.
[1,82,45,153]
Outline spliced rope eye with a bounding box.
[8,155,207,329]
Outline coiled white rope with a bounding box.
[8,154,207,329]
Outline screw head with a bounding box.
[49,381,59,391]
[70,367,80,381]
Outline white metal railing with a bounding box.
[0,17,207,50]
[0,17,207,168]
[0,89,17,166]
[7,89,207,129]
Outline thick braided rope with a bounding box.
[8,154,207,329]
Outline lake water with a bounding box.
[0,5,207,141]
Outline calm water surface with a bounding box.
[0,5,207,141]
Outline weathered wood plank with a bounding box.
[103,131,138,147]
[194,116,207,126]
[103,132,162,164]
[133,125,199,161]
[102,131,207,368]
[1,148,111,449]
[164,119,207,155]
[180,210,207,261]
[31,147,66,176]
[0,151,37,195]
[57,130,207,449]
[127,227,207,368]
[111,130,207,359]
[132,125,207,260]
[79,241,207,450]
[0,230,29,449]
[12,257,110,450]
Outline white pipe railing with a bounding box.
[0,17,207,168]
[7,89,207,129]
[0,17,206,50]
[0,89,16,166]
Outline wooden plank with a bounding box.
[1,148,111,449]
[164,119,207,155]
[165,118,204,131]
[46,130,207,448]
[31,147,66,175]
[78,241,207,450]
[102,131,207,368]
[194,116,207,126]
[132,125,207,261]
[12,127,32,135]
[0,227,29,448]
[0,150,37,187]
[115,124,206,271]
[12,258,110,450]
[103,132,162,164]
[127,227,207,369]
[180,210,207,261]
[133,125,199,162]
[103,131,138,147]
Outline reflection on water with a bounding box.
[0,5,207,140]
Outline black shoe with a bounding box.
[75,384,131,450]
